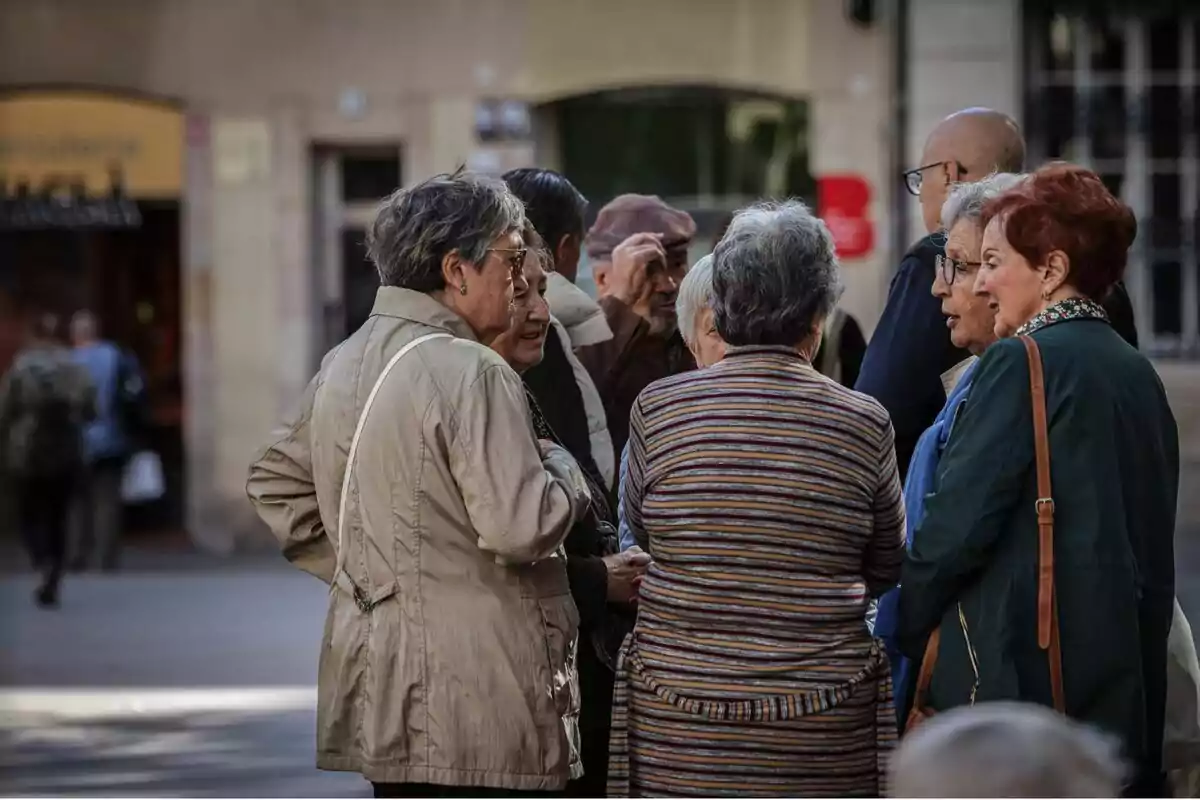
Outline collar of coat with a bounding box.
[1015,296,1110,337]
[370,286,479,341]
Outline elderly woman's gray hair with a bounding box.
[366,169,526,292]
[889,702,1126,798]
[940,172,1027,232]
[675,254,715,346]
[711,201,842,347]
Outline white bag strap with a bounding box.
[333,332,451,581]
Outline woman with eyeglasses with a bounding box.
[897,164,1178,797]
[871,172,1024,722]
[247,171,593,797]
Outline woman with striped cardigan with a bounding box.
[610,201,905,797]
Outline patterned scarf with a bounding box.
[1016,296,1110,337]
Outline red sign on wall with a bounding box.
[817,174,874,260]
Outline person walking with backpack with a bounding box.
[0,313,95,607]
[67,310,146,572]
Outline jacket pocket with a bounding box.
[535,593,581,718]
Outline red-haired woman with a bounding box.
[897,164,1178,796]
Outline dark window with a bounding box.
[1151,172,1182,253]
[1148,85,1183,160]
[1090,86,1127,161]
[1037,13,1077,72]
[551,87,813,213]
[340,153,402,203]
[1148,19,1181,75]
[1090,17,1126,72]
[341,228,376,335]
[1041,85,1077,159]
[1099,173,1126,198]
[1152,260,1183,335]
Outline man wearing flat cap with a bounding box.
[576,194,697,463]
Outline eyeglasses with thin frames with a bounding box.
[486,247,528,274]
[903,161,967,196]
[935,253,983,285]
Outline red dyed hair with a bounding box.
[979,163,1137,300]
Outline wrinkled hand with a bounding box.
[603,545,652,604]
[607,233,666,322]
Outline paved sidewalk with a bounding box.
[0,568,366,797]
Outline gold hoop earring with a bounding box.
[459,284,468,296]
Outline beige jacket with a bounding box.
[545,272,611,348]
[246,287,590,790]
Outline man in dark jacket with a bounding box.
[857,109,1024,478]
[576,195,697,461]
[859,109,1140,480]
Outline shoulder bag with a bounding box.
[906,335,1065,730]
[331,332,451,611]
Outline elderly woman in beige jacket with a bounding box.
[246,171,591,798]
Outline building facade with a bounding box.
[0,0,897,549]
[3,0,1196,548]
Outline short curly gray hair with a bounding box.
[889,702,1125,798]
[711,201,842,347]
[366,169,526,292]
[675,254,715,346]
[940,172,1027,232]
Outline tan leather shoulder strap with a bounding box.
[1020,334,1066,714]
[907,626,941,727]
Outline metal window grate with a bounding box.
[1025,9,1199,356]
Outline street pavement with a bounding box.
[0,559,369,797]
[3,530,1200,797]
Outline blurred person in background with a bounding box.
[898,165,1176,796]
[490,230,650,798]
[247,170,592,798]
[0,313,94,608]
[857,108,1024,480]
[576,195,697,463]
[870,172,1023,720]
[503,167,614,490]
[889,702,1125,798]
[616,253,725,553]
[68,309,146,572]
[611,202,903,797]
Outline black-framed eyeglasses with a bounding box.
[487,247,528,273]
[935,253,983,285]
[903,161,967,196]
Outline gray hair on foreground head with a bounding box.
[940,172,1027,233]
[676,254,715,346]
[889,702,1126,798]
[711,200,842,347]
[366,169,526,292]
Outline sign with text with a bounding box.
[0,91,184,199]
[817,174,874,260]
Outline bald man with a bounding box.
[856,108,1026,481]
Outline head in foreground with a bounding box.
[889,702,1125,798]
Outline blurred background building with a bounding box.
[0,0,1195,551]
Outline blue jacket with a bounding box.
[73,341,140,462]
[855,234,969,482]
[873,357,978,711]
[617,441,635,551]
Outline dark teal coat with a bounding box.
[898,316,1178,795]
